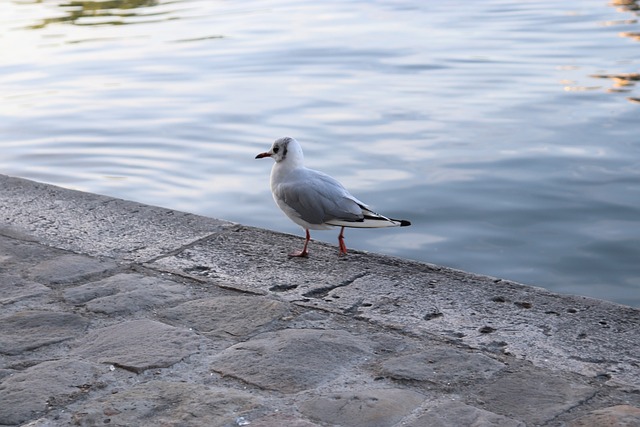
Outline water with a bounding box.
[1,0,639,307]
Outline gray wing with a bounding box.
[274,169,364,225]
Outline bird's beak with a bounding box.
[255,152,271,159]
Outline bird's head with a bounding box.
[255,137,304,165]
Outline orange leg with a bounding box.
[289,229,310,257]
[338,226,348,256]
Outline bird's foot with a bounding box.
[288,249,309,258]
[338,242,348,256]
[289,230,311,257]
[338,227,348,256]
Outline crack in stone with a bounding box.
[141,231,223,265]
[546,388,600,425]
[343,298,365,315]
[302,272,368,299]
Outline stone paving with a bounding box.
[1,174,640,427]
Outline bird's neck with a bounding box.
[270,160,303,188]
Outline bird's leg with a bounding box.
[338,226,348,256]
[289,229,310,257]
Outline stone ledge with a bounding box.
[1,174,639,426]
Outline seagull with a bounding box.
[255,137,411,257]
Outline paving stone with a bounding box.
[0,234,59,269]
[70,381,260,427]
[29,254,117,286]
[160,296,290,338]
[210,329,371,393]
[73,319,200,373]
[380,347,505,385]
[0,310,89,355]
[409,400,525,427]
[567,404,640,427]
[476,369,596,425]
[0,359,102,426]
[63,273,188,314]
[0,276,51,305]
[298,388,426,427]
[250,414,321,427]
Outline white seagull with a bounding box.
[255,137,411,257]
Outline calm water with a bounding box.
[1,0,639,306]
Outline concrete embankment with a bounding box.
[1,174,639,427]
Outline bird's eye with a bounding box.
[273,146,279,153]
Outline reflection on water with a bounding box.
[1,0,639,307]
[580,0,640,103]
[619,31,640,42]
[591,72,640,93]
[23,0,162,29]
[610,0,640,13]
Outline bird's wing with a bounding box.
[273,169,363,225]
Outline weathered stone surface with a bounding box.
[73,319,200,373]
[380,347,505,385]
[0,276,51,305]
[250,414,321,427]
[1,175,640,427]
[29,254,117,286]
[149,227,374,295]
[63,273,188,314]
[150,223,640,389]
[161,296,290,338]
[70,381,260,427]
[0,369,12,381]
[333,275,640,388]
[210,329,371,393]
[477,369,596,425]
[0,310,88,355]
[0,233,60,270]
[0,175,228,262]
[0,359,102,426]
[410,400,525,427]
[567,405,640,427]
[299,388,426,427]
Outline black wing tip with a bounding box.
[365,215,411,227]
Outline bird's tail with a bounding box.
[326,206,411,229]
